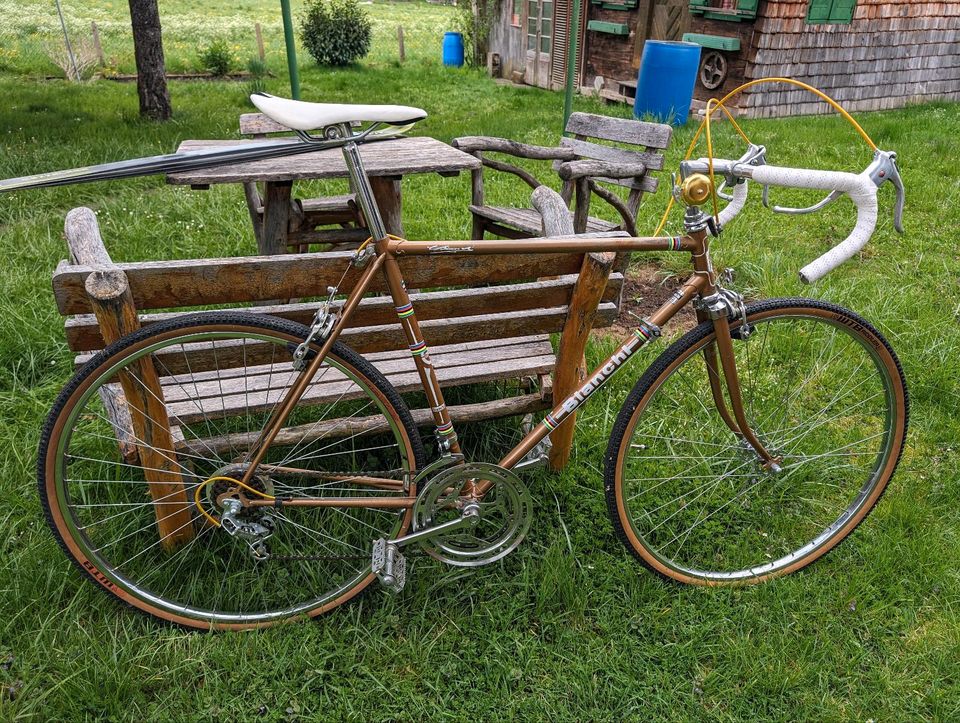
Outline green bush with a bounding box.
[300,0,372,67]
[199,38,233,76]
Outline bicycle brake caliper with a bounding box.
[695,269,751,339]
[292,286,338,371]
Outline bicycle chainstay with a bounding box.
[263,466,425,564]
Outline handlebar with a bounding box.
[680,145,905,283]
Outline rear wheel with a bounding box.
[605,299,908,584]
[39,313,426,629]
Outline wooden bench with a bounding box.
[238,113,367,251]
[53,189,625,481]
[453,111,672,240]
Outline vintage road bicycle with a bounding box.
[14,94,908,630]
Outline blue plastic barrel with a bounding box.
[634,41,701,125]
[442,32,464,67]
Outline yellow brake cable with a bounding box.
[652,77,879,237]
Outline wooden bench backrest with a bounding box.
[556,112,672,194]
[53,210,623,357]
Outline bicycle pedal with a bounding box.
[371,538,406,593]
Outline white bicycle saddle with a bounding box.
[250,93,427,131]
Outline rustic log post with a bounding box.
[91,21,105,66]
[532,187,614,470]
[397,26,405,63]
[255,22,266,62]
[573,177,590,233]
[261,181,292,254]
[65,208,194,549]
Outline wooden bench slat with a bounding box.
[468,206,618,235]
[53,248,594,316]
[63,272,624,351]
[557,137,666,171]
[566,111,673,148]
[162,340,557,424]
[176,390,553,456]
[159,336,553,400]
[74,303,617,373]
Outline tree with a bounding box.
[128,0,171,120]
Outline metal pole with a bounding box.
[55,0,81,81]
[562,0,581,134]
[279,0,300,99]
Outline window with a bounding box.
[512,0,522,27]
[806,0,857,24]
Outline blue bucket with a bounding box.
[442,32,464,67]
[634,40,701,125]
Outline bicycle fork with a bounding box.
[687,215,780,470]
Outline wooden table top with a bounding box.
[166,136,480,185]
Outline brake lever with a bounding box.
[761,185,844,215]
[867,149,904,233]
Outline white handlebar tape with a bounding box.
[750,165,879,283]
[718,181,748,227]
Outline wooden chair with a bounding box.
[453,112,672,243]
[54,193,625,473]
[239,113,369,251]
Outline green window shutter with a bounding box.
[737,0,759,12]
[806,0,833,23]
[829,0,856,23]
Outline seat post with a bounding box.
[338,123,389,241]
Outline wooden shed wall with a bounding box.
[489,1,526,82]
[741,0,960,117]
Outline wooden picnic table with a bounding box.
[166,136,481,253]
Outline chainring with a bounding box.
[412,462,532,567]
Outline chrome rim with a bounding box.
[52,327,414,624]
[618,311,899,582]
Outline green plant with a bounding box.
[300,0,372,67]
[199,38,233,76]
[246,57,268,94]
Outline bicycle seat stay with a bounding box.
[251,92,428,132]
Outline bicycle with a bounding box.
[30,94,908,630]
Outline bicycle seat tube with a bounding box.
[338,123,389,241]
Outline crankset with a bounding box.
[411,461,532,567]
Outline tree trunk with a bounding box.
[128,0,171,120]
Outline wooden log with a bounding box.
[255,22,265,62]
[453,136,577,160]
[398,26,405,62]
[531,184,574,236]
[482,157,544,190]
[260,181,292,255]
[242,182,264,248]
[589,180,638,237]
[548,250,616,470]
[63,208,139,461]
[558,159,647,181]
[573,177,591,234]
[369,176,403,236]
[91,21,105,66]
[84,268,195,549]
[65,207,112,266]
[53,249,596,314]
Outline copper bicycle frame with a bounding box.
[238,126,776,509]
[239,228,780,510]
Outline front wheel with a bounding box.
[605,298,908,584]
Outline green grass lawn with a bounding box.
[1,2,960,719]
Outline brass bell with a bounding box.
[679,173,713,206]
